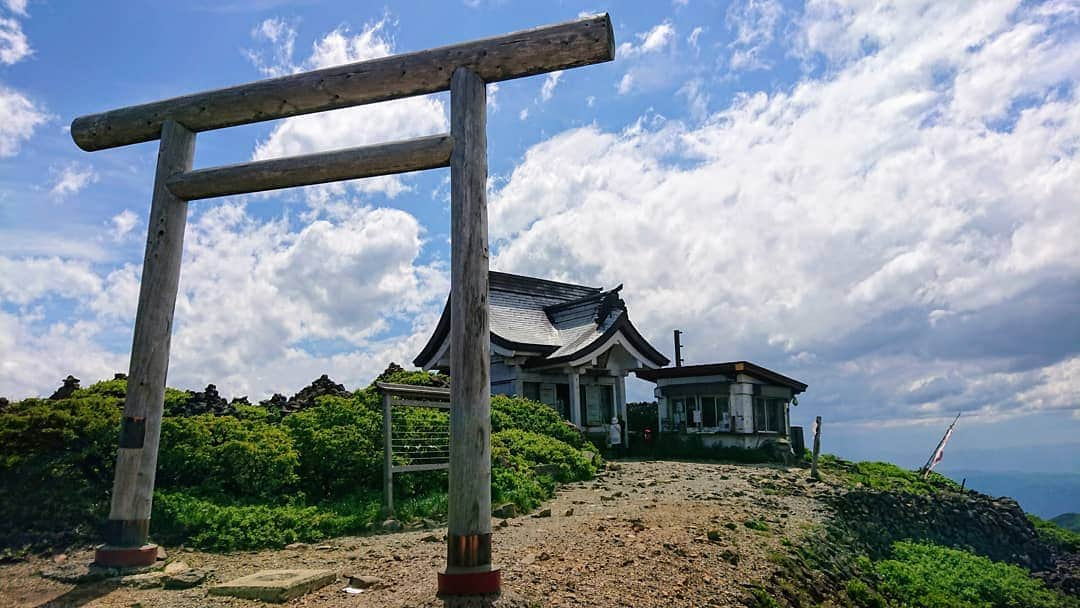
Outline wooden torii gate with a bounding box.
[72,14,614,596]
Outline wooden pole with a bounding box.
[439,66,498,596]
[166,134,452,200]
[382,392,394,516]
[95,120,195,568]
[71,15,614,151]
[810,416,822,481]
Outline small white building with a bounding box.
[414,272,670,444]
[636,362,807,449]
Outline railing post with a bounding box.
[95,120,195,568]
[439,66,499,597]
[382,392,394,516]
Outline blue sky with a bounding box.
[2,0,1079,474]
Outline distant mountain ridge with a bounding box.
[1052,513,1080,533]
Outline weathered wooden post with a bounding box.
[70,13,615,592]
[440,66,496,595]
[810,415,822,480]
[95,120,195,567]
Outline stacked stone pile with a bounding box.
[829,487,1052,570]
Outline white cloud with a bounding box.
[678,78,710,121]
[487,82,500,112]
[726,0,783,71]
[519,108,528,121]
[109,209,139,241]
[244,16,298,76]
[49,163,98,198]
[162,203,447,395]
[3,0,27,16]
[250,17,447,200]
[0,257,102,305]
[0,85,47,157]
[617,20,676,59]
[616,20,680,95]
[540,70,563,102]
[490,1,1080,424]
[0,200,449,399]
[0,15,30,64]
[687,26,704,49]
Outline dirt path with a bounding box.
[1,461,833,608]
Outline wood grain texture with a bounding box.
[167,134,451,200]
[107,120,195,541]
[71,14,613,151]
[446,67,491,559]
[811,415,822,480]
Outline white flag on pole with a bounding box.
[927,425,955,472]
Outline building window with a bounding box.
[753,397,786,433]
[701,396,717,427]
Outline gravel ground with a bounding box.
[0,460,834,608]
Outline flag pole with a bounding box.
[921,412,960,479]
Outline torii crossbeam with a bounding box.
[71,14,614,597]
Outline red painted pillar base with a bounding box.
[93,544,159,568]
[437,567,501,596]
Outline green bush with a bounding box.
[873,541,1076,608]
[158,414,299,501]
[281,394,383,501]
[493,429,595,483]
[1,370,605,554]
[1029,514,1080,553]
[491,395,586,449]
[0,394,122,552]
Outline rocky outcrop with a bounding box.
[170,384,236,417]
[259,375,352,418]
[829,488,1052,570]
[49,376,81,400]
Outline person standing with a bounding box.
[608,416,623,458]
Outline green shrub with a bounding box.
[72,376,192,414]
[820,458,960,495]
[158,414,299,501]
[1,370,603,554]
[0,394,122,552]
[873,541,1076,608]
[491,395,587,449]
[493,429,595,483]
[1028,514,1080,553]
[744,519,770,532]
[282,395,383,501]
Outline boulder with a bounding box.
[492,503,517,518]
[164,569,207,590]
[49,376,81,400]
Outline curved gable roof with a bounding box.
[413,271,669,369]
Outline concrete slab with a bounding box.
[210,569,336,603]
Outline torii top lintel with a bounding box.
[70,14,614,152]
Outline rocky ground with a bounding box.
[1,460,834,608]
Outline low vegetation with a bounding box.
[0,369,596,555]
[1030,513,1080,553]
[868,541,1075,608]
[754,453,1080,608]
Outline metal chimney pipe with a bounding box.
[673,329,683,367]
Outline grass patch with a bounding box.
[872,541,1077,608]
[1029,514,1080,553]
[744,519,770,532]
